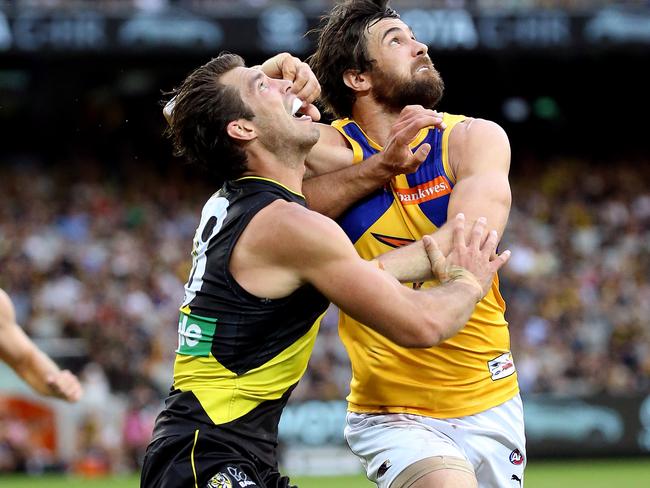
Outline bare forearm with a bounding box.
[303,155,389,219]
[376,240,432,282]
[385,278,481,348]
[12,346,62,397]
[423,277,481,343]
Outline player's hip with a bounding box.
[347,370,520,418]
[344,395,527,488]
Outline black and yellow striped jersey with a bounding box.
[151,176,329,466]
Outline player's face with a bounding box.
[222,66,319,151]
[364,18,444,111]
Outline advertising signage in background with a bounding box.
[279,395,650,457]
[0,5,649,55]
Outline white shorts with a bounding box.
[344,395,526,488]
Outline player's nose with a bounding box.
[414,39,428,57]
[276,78,293,93]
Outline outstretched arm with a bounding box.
[303,106,446,218]
[231,204,509,348]
[0,289,83,402]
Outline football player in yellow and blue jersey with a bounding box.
[253,1,523,487]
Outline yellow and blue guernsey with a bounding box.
[149,177,329,468]
[333,114,518,418]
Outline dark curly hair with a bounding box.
[308,0,399,119]
[165,53,254,184]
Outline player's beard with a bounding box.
[371,64,445,112]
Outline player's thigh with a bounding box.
[391,456,477,488]
[345,413,473,488]
[141,433,267,488]
[461,396,526,488]
[409,468,477,488]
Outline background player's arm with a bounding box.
[302,124,391,215]
[233,204,507,348]
[303,107,445,219]
[0,289,83,402]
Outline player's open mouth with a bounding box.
[290,98,311,121]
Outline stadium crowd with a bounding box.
[0,154,648,473]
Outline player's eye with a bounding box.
[259,81,268,91]
[389,37,400,45]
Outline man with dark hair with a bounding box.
[0,288,83,402]
[141,52,510,488]
[261,1,522,487]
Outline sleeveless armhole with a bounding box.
[441,113,467,185]
[332,119,365,164]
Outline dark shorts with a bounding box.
[140,429,294,488]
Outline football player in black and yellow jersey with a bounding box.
[141,53,510,488]
[261,1,522,487]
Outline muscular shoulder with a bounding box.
[448,117,510,176]
[246,200,350,265]
[450,117,509,150]
[317,123,348,147]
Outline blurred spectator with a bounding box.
[121,384,158,471]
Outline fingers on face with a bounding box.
[290,64,321,105]
[303,103,321,122]
[300,79,321,106]
[280,56,301,78]
[291,69,309,93]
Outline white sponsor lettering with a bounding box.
[397,181,448,202]
[178,314,202,348]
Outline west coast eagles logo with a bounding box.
[206,472,232,488]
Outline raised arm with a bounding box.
[0,289,83,402]
[303,106,446,218]
[230,204,508,348]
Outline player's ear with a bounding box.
[343,69,371,93]
[226,119,256,142]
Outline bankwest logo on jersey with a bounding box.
[394,176,451,205]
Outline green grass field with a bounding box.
[1,459,649,487]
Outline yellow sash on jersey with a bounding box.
[333,113,519,418]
